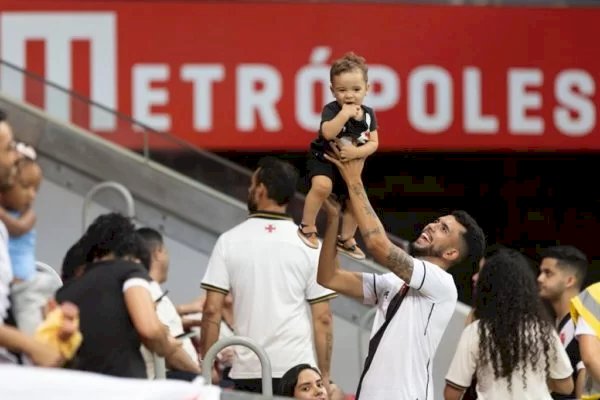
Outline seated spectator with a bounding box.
[55,213,194,378]
[136,227,200,380]
[279,364,327,400]
[444,249,574,400]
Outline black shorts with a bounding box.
[306,150,349,201]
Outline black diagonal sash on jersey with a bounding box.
[355,284,410,399]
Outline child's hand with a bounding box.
[341,104,361,120]
[338,143,360,162]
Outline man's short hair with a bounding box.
[136,227,164,253]
[256,156,298,206]
[0,109,6,122]
[451,210,486,269]
[541,245,588,290]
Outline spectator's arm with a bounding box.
[310,300,333,389]
[443,384,466,400]
[165,341,201,374]
[547,376,573,395]
[580,334,600,382]
[199,290,225,358]
[0,325,62,367]
[176,296,205,316]
[124,285,177,358]
[317,198,363,299]
[0,208,36,236]
[575,368,586,399]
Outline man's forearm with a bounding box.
[317,211,340,288]
[166,346,201,374]
[199,316,221,358]
[313,321,333,378]
[347,181,414,283]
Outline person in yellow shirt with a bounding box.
[571,282,600,400]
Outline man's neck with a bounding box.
[254,203,286,214]
[149,269,164,284]
[552,291,577,324]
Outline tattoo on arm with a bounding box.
[385,244,414,283]
[325,331,332,368]
[350,184,377,217]
[363,227,383,239]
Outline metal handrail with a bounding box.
[202,336,273,397]
[357,307,377,371]
[82,181,135,233]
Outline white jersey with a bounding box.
[201,211,335,379]
[359,257,457,400]
[446,320,572,400]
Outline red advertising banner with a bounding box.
[0,1,598,151]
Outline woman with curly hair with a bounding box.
[444,249,574,399]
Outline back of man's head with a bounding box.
[256,156,298,206]
[451,210,486,269]
[136,227,164,253]
[541,245,588,291]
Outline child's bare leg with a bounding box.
[340,200,359,242]
[337,198,366,260]
[298,176,332,248]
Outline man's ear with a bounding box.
[443,247,460,262]
[565,274,577,290]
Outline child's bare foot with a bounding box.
[297,223,319,249]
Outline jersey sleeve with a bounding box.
[318,103,340,136]
[305,251,337,304]
[445,322,479,389]
[362,272,403,306]
[367,107,378,131]
[200,235,230,295]
[409,257,458,303]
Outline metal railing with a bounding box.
[82,181,136,233]
[202,336,273,397]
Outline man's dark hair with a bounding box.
[451,210,486,269]
[256,156,298,206]
[541,245,588,290]
[0,109,6,122]
[81,212,150,270]
[136,227,164,253]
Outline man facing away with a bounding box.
[200,157,336,394]
[137,227,200,380]
[538,245,588,399]
[318,148,485,400]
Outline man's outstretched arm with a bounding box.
[324,151,414,284]
[317,198,364,299]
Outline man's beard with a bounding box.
[247,192,257,213]
[409,241,443,259]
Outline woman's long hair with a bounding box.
[474,249,554,391]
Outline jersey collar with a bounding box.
[248,211,293,221]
